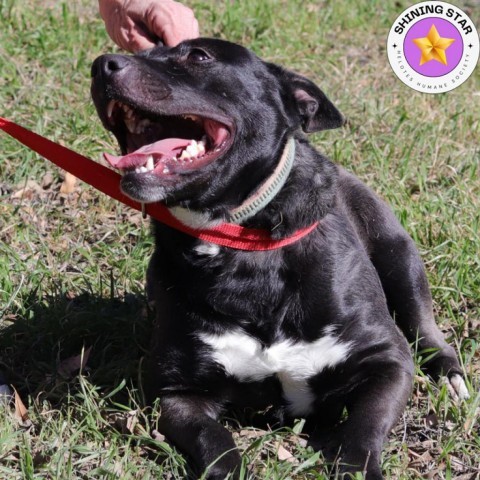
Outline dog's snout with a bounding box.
[91,54,131,79]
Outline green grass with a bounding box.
[1,0,479,478]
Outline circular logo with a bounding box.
[387,1,479,93]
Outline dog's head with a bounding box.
[91,38,344,212]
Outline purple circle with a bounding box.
[404,17,463,77]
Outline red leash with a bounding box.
[0,117,318,251]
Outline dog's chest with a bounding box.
[199,329,352,416]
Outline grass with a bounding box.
[0,0,479,478]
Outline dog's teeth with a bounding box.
[107,100,115,118]
[163,166,170,174]
[146,155,155,171]
[187,140,203,157]
[183,115,200,122]
[134,123,145,134]
[136,118,151,133]
[122,105,135,119]
[125,118,136,133]
[186,143,198,156]
[180,150,191,160]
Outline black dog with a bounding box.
[91,39,468,479]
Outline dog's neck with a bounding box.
[168,137,296,229]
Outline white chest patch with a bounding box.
[193,241,221,257]
[199,329,353,416]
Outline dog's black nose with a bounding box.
[91,54,131,79]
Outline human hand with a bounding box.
[98,0,199,52]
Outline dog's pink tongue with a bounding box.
[205,119,228,146]
[104,138,192,169]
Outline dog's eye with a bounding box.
[187,48,212,63]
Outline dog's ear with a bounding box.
[284,70,345,133]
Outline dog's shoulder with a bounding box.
[334,167,412,253]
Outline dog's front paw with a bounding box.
[203,466,240,480]
[443,373,470,401]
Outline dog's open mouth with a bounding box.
[103,100,233,176]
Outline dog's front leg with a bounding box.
[158,394,241,480]
[342,367,413,480]
[313,362,413,480]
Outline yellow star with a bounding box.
[412,24,455,66]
